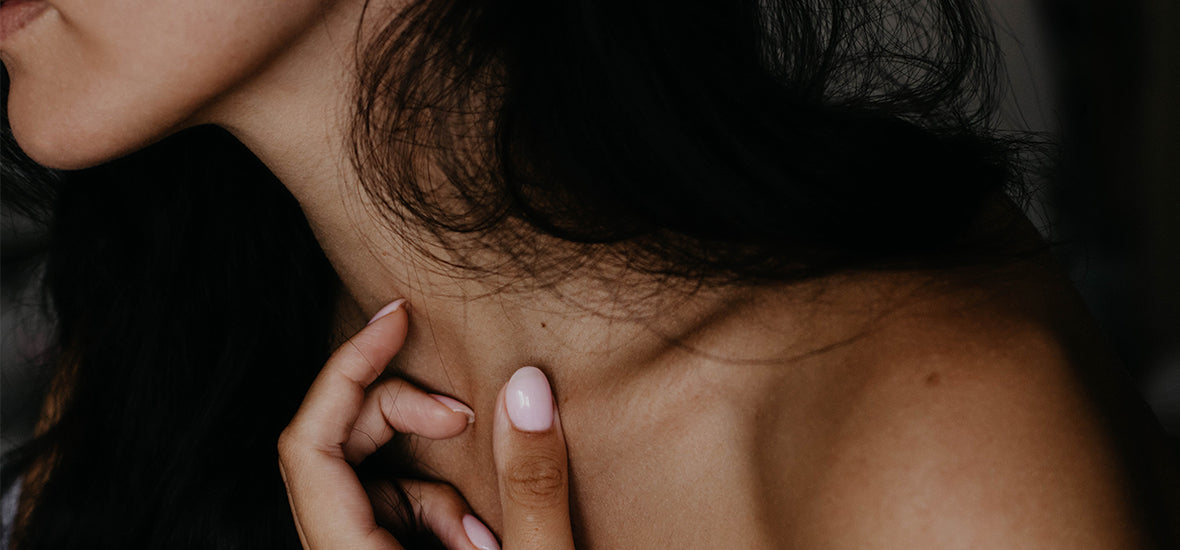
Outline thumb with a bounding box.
[492,366,576,550]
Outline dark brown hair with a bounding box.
[350,0,1017,290]
[3,0,1030,547]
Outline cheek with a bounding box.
[3,0,322,169]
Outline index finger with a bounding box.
[493,366,576,550]
[278,300,409,549]
[287,299,410,445]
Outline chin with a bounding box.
[9,129,109,171]
[6,95,163,171]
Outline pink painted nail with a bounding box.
[366,298,406,325]
[430,394,475,423]
[462,514,500,550]
[505,366,553,432]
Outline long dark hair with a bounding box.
[3,0,1034,547]
[351,0,1019,287]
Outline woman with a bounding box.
[0,0,1174,548]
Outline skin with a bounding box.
[279,301,577,549]
[1,1,1148,548]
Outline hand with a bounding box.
[277,299,478,548]
[277,299,577,549]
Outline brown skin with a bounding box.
[278,304,578,549]
[763,273,1140,549]
[4,1,1150,546]
[348,256,1145,549]
[27,252,1148,549]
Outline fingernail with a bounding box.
[366,298,406,325]
[505,366,553,432]
[462,514,500,550]
[430,394,475,424]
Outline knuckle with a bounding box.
[428,483,468,515]
[380,388,411,424]
[504,453,566,507]
[432,483,463,503]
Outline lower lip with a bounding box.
[0,0,49,42]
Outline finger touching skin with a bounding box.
[278,299,477,549]
[493,366,576,550]
[283,299,411,449]
[343,377,475,463]
[366,478,497,550]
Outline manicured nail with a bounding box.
[462,514,500,550]
[430,394,475,423]
[505,366,553,432]
[366,299,406,325]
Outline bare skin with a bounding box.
[341,263,1143,549]
[2,0,1149,547]
[281,244,1147,549]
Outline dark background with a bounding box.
[2,0,1179,453]
[1032,0,1180,432]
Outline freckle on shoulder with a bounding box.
[763,269,1146,549]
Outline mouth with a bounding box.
[0,0,49,42]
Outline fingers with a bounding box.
[493,367,576,550]
[344,379,475,463]
[283,300,410,450]
[278,299,474,549]
[367,479,500,550]
[279,300,410,549]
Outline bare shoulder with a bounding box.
[754,266,1148,549]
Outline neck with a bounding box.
[188,0,761,425]
[188,7,861,535]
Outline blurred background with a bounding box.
[2,0,1179,454]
